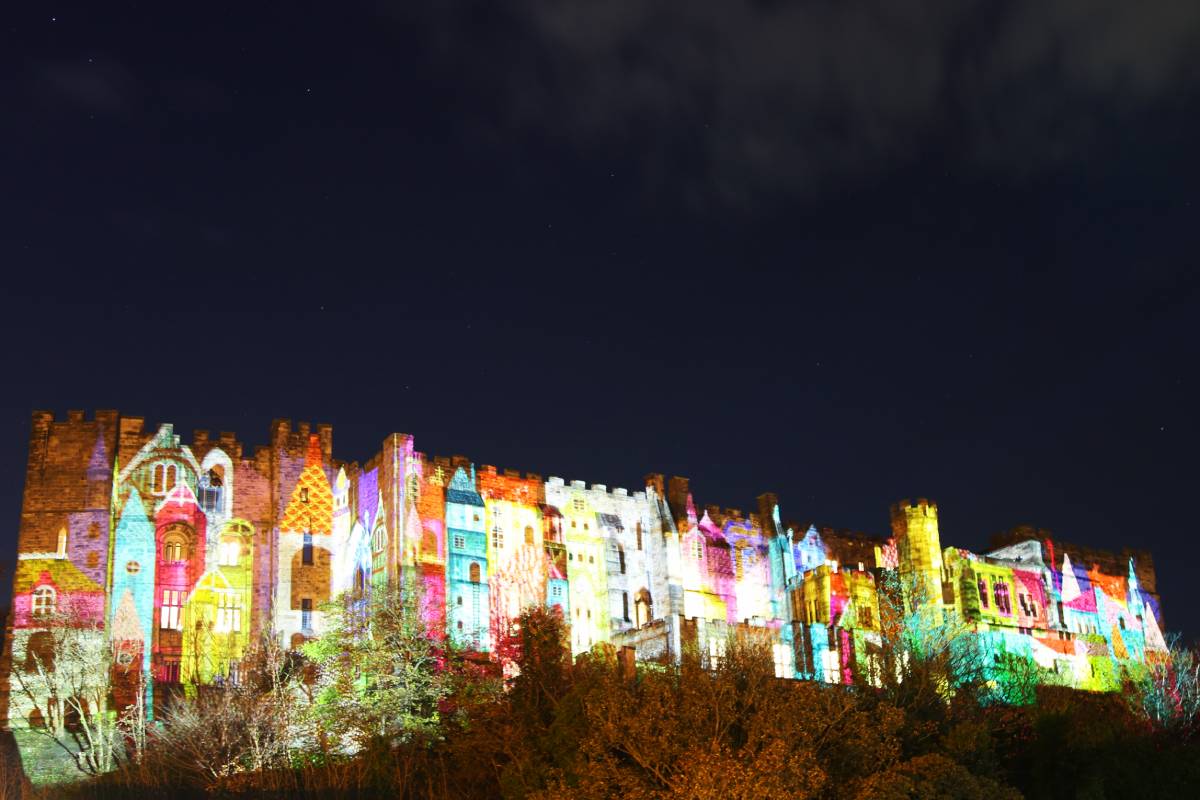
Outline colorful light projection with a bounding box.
[3,411,1173,743]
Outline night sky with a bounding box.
[2,3,1198,640]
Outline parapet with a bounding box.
[33,409,120,427]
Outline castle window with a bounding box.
[634,590,652,627]
[372,525,386,553]
[218,540,239,567]
[457,620,463,631]
[636,522,643,551]
[24,631,55,671]
[57,527,68,557]
[165,464,177,492]
[692,538,704,561]
[469,562,481,583]
[160,590,182,630]
[200,468,224,514]
[31,585,56,617]
[215,592,241,633]
[453,534,465,550]
[153,464,164,493]
[525,526,535,546]
[301,598,312,631]
[573,499,585,512]
[622,591,630,622]
[993,581,1011,615]
[300,487,309,503]
[163,535,185,563]
[457,596,463,606]
[977,577,989,609]
[583,523,589,531]
[618,544,626,574]
[302,533,314,566]
[860,606,873,627]
[491,525,503,550]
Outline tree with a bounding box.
[302,579,455,752]
[1128,633,1200,739]
[9,604,133,775]
[871,569,989,716]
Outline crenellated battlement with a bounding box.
[5,408,1168,720]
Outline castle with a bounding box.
[1,410,1168,731]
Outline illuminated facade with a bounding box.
[1,411,1170,733]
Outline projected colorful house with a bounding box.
[1,410,1170,731]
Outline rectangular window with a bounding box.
[302,533,313,566]
[160,590,182,630]
[219,540,239,567]
[215,592,241,633]
[301,598,313,631]
[622,591,630,622]
[453,534,465,550]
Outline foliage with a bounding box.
[9,604,136,776]
[16,603,1200,800]
[302,579,456,752]
[871,569,988,717]
[1126,634,1200,739]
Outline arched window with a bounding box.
[165,464,178,492]
[524,525,535,546]
[24,631,56,671]
[469,562,481,583]
[422,529,437,557]
[152,464,165,493]
[31,585,56,617]
[56,527,68,557]
[372,525,387,553]
[163,535,185,563]
[635,589,653,628]
[977,576,989,609]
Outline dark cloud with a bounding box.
[386,0,1200,209]
[36,56,140,113]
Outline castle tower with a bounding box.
[890,498,944,611]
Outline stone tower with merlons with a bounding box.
[890,498,944,612]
